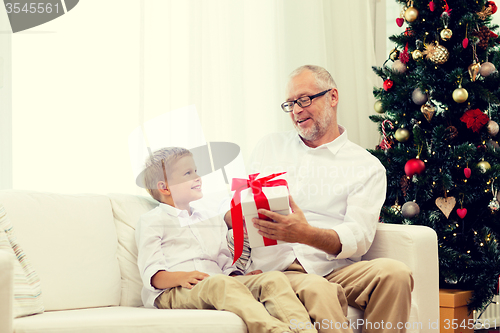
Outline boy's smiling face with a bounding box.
[167,155,203,209]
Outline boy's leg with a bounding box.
[283,268,353,333]
[234,271,318,333]
[324,258,413,333]
[154,274,311,333]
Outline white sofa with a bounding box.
[0,190,440,333]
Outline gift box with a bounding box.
[240,184,291,248]
[439,289,473,333]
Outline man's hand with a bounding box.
[252,195,310,244]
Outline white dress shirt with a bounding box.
[135,203,239,308]
[244,125,387,276]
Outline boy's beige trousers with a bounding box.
[155,271,317,333]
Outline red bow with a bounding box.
[230,173,288,264]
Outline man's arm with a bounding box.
[151,270,209,289]
[252,195,342,255]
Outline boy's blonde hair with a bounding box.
[143,147,192,202]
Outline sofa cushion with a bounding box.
[107,193,157,307]
[13,306,247,333]
[0,191,121,311]
[0,204,44,318]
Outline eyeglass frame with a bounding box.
[281,89,332,113]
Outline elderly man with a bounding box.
[225,65,413,333]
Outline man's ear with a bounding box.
[157,181,170,195]
[329,88,339,109]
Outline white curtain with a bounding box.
[5,0,380,194]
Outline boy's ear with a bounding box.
[157,181,170,195]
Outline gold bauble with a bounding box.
[468,62,481,82]
[440,28,453,41]
[412,49,423,60]
[404,7,419,22]
[421,103,436,122]
[452,87,468,103]
[430,45,449,64]
[395,128,411,142]
[477,160,491,173]
[389,48,400,61]
[374,100,384,114]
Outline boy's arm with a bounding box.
[151,270,209,289]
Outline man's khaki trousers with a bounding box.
[284,258,413,333]
[155,271,317,333]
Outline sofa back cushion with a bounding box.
[107,193,157,307]
[0,191,121,311]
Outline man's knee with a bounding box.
[372,258,413,289]
[260,271,291,290]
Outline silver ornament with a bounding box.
[480,62,497,77]
[412,88,428,105]
[392,60,407,74]
[489,198,500,212]
[487,120,499,137]
[402,201,420,218]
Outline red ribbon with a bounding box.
[230,172,288,264]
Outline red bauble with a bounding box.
[396,18,404,27]
[383,79,394,91]
[429,1,435,11]
[462,38,469,48]
[464,167,471,178]
[404,158,426,177]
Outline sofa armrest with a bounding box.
[362,223,439,331]
[0,250,14,333]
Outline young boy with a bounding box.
[136,147,317,333]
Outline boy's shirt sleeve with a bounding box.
[136,215,169,291]
[216,214,244,276]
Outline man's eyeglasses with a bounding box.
[281,89,332,113]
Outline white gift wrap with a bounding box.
[240,185,291,248]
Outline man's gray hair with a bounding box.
[289,65,337,91]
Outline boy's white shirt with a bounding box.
[135,202,240,308]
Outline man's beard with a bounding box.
[293,103,334,142]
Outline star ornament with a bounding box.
[460,109,490,132]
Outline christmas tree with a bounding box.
[370,0,500,311]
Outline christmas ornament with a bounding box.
[435,196,456,219]
[478,3,495,19]
[389,48,400,61]
[400,43,410,64]
[412,88,428,105]
[444,126,458,141]
[487,120,499,136]
[480,62,497,77]
[468,62,481,82]
[488,1,498,13]
[395,128,410,142]
[404,28,414,37]
[404,3,419,22]
[405,158,425,177]
[440,28,453,41]
[457,208,467,219]
[489,182,500,212]
[390,202,402,214]
[392,60,407,73]
[460,109,489,132]
[423,42,449,64]
[440,12,452,41]
[374,100,384,114]
[400,176,410,197]
[379,119,394,150]
[462,37,469,48]
[402,201,420,218]
[429,1,435,12]
[396,18,404,27]
[421,103,436,122]
[452,86,468,103]
[383,79,393,91]
[464,167,471,178]
[487,139,500,150]
[477,160,491,173]
[412,49,423,60]
[473,26,490,48]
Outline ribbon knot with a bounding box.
[230,172,287,264]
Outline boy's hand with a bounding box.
[245,270,263,276]
[177,271,209,289]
